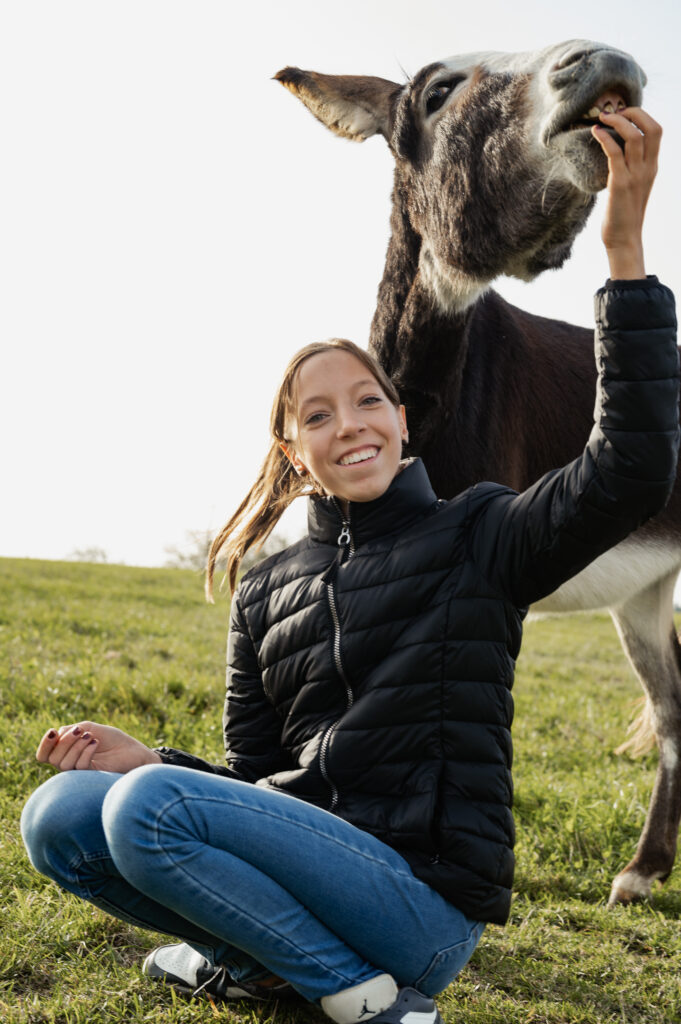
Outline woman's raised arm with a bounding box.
[593,106,661,279]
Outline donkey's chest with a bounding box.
[532,533,681,614]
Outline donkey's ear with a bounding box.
[274,67,401,142]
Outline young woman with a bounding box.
[21,107,679,1024]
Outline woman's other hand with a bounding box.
[592,107,661,280]
[36,722,162,773]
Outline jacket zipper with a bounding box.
[332,498,355,556]
[319,509,354,810]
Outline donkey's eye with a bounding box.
[425,77,465,115]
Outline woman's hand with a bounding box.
[36,722,162,773]
[592,107,662,280]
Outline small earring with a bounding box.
[286,455,307,477]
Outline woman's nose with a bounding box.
[337,407,365,436]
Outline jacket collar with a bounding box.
[307,458,438,548]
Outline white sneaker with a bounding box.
[363,988,442,1024]
[142,942,294,1001]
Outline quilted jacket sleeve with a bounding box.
[468,277,680,609]
[222,589,291,783]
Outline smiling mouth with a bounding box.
[338,447,380,466]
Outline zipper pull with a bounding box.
[338,524,351,547]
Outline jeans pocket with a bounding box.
[414,920,486,996]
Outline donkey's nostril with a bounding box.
[551,47,594,73]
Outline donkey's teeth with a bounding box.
[588,106,601,118]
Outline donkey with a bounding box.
[276,40,681,908]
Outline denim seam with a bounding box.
[64,849,113,889]
[414,921,484,989]
[154,791,416,882]
[146,795,370,989]
[69,848,113,869]
[63,848,206,935]
[153,849,361,989]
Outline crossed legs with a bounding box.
[21,765,483,1003]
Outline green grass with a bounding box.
[1,558,680,1023]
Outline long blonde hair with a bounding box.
[206,339,401,598]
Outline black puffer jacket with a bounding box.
[159,279,679,925]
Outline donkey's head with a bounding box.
[276,41,645,311]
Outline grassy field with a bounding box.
[1,557,680,1024]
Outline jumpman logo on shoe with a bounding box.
[358,999,375,1018]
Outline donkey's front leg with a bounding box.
[608,570,681,905]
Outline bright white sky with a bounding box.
[3,0,680,567]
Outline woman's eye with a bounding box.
[305,412,326,425]
[425,77,465,115]
[360,396,382,406]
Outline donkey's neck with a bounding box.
[368,180,422,377]
[417,246,491,318]
[369,184,484,450]
[374,276,478,454]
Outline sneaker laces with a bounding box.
[192,964,233,999]
[192,963,295,1002]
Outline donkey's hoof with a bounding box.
[608,869,653,907]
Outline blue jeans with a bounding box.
[21,765,484,1003]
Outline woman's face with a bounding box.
[282,350,408,505]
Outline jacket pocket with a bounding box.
[428,761,446,858]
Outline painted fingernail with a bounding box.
[88,738,97,746]
[82,732,91,740]
[73,726,82,736]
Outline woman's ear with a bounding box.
[280,441,309,477]
[398,405,409,443]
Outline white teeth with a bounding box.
[583,100,626,121]
[339,447,378,466]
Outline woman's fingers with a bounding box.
[591,121,624,163]
[73,736,99,770]
[56,730,98,771]
[50,725,85,764]
[36,723,98,771]
[36,728,60,763]
[607,106,662,147]
[35,720,157,774]
[597,107,661,171]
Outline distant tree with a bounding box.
[164,529,291,576]
[164,529,214,572]
[240,532,291,573]
[68,546,109,564]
